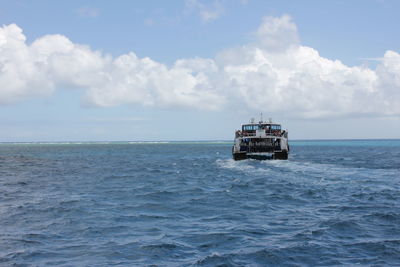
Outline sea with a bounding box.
[0,140,399,266]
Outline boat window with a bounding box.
[270,125,281,130]
[242,125,259,131]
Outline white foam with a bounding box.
[215,159,273,175]
[216,158,397,186]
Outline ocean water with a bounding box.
[0,140,399,266]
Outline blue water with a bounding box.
[0,140,399,266]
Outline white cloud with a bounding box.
[219,45,380,118]
[0,24,222,110]
[184,0,224,22]
[0,15,399,118]
[0,24,54,104]
[255,14,299,51]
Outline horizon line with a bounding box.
[0,138,399,144]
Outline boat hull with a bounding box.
[232,152,248,161]
[232,150,288,161]
[273,151,288,160]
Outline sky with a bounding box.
[0,0,399,141]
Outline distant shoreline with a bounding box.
[0,139,399,145]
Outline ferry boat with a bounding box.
[232,117,289,160]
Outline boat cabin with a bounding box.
[240,123,282,136]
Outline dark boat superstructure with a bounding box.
[232,119,289,160]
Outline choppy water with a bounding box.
[0,140,399,266]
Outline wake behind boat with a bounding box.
[232,117,289,160]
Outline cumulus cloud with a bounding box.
[0,15,399,118]
[0,24,54,104]
[255,15,299,51]
[0,24,222,110]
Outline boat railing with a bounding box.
[236,130,284,137]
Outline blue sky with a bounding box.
[0,0,399,141]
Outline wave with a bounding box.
[195,252,237,266]
[215,158,274,176]
[216,157,398,184]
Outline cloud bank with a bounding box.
[0,16,399,118]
